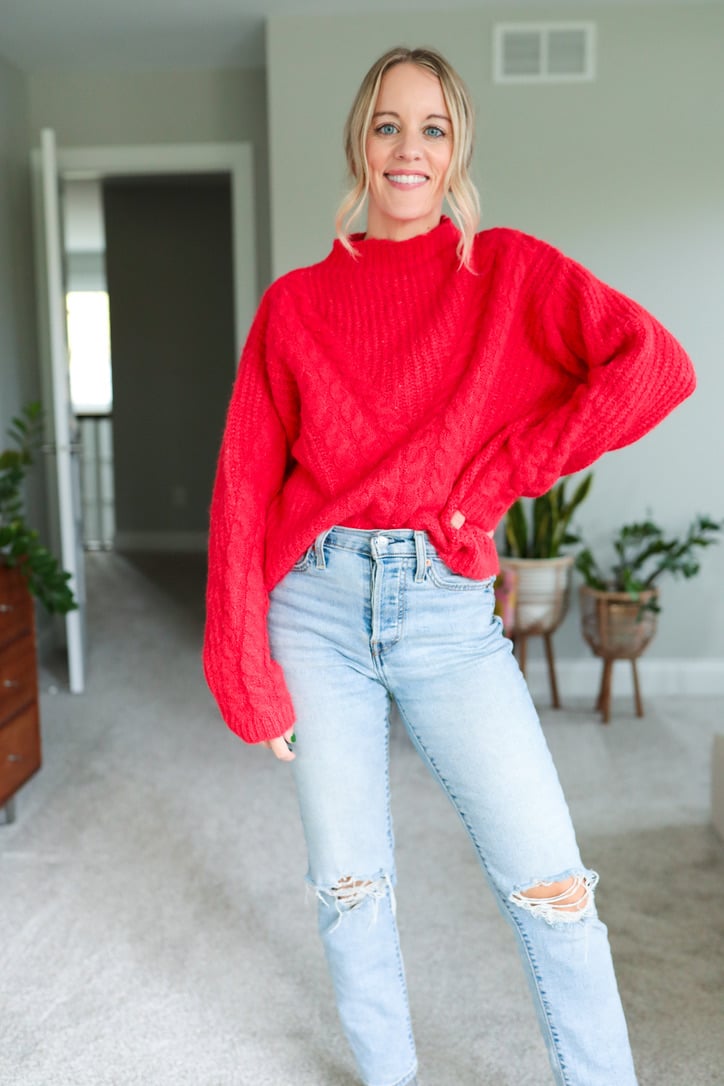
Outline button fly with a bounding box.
[369,534,403,654]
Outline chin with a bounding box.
[366,194,445,239]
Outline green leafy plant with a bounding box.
[575,515,723,613]
[504,473,594,559]
[0,402,77,615]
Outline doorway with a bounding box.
[63,172,237,553]
[31,140,255,689]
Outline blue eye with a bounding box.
[376,123,398,135]
[424,125,445,138]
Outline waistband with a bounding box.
[321,526,424,552]
[311,526,431,582]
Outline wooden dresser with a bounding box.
[0,565,41,823]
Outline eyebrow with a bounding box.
[372,111,451,123]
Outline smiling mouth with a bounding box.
[384,173,429,185]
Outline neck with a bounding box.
[365,209,444,242]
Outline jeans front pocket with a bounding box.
[426,553,495,592]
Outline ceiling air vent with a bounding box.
[494,23,596,84]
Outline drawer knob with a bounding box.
[2,679,20,688]
[7,754,23,763]
[0,604,14,613]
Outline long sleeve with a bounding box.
[445,240,697,534]
[203,291,297,743]
[202,221,699,727]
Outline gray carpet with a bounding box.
[1,551,722,1086]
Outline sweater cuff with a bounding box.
[226,696,297,745]
[442,483,518,540]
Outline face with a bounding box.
[364,62,453,241]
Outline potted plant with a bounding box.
[497,472,593,706]
[1,402,77,615]
[575,515,722,721]
[1,402,76,822]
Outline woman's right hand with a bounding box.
[261,728,296,761]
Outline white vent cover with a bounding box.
[494,23,596,84]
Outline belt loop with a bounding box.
[414,530,427,583]
[314,527,332,569]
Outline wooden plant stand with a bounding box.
[595,657,645,724]
[511,630,562,709]
[498,556,574,709]
[579,586,658,724]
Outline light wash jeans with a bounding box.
[267,527,637,1086]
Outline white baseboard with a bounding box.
[114,531,208,553]
[525,657,724,699]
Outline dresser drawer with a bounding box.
[0,634,37,723]
[0,702,41,806]
[0,567,34,649]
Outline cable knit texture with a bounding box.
[203,217,696,743]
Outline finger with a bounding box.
[268,736,296,762]
[281,728,297,756]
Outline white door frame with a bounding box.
[51,141,257,348]
[30,140,256,691]
[36,130,86,693]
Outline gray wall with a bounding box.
[28,66,272,291]
[8,8,724,666]
[267,5,724,663]
[102,175,236,542]
[0,53,45,538]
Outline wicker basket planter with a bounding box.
[579,585,659,657]
[579,585,659,722]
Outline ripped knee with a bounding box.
[329,875,384,910]
[314,873,394,931]
[510,871,599,924]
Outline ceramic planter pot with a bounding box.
[498,555,574,636]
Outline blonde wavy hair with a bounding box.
[335,46,481,270]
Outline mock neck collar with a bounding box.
[331,215,461,271]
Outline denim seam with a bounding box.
[384,697,394,853]
[389,698,573,1086]
[380,887,416,1075]
[290,544,313,572]
[396,562,408,646]
[370,558,409,655]
[314,528,333,569]
[501,900,573,1085]
[425,561,495,592]
[388,697,498,884]
[380,700,417,1074]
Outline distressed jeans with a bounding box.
[267,527,637,1086]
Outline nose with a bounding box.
[395,133,422,160]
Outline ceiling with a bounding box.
[0,0,704,73]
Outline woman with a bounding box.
[204,46,695,1086]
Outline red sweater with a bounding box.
[203,217,695,743]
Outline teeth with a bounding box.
[386,174,427,184]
